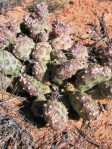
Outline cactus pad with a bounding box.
[32,42,52,63]
[52,19,72,37]
[75,64,112,92]
[13,36,35,61]
[20,74,50,96]
[0,27,16,50]
[51,34,73,51]
[43,100,68,130]
[69,91,99,120]
[0,50,22,76]
[32,61,47,81]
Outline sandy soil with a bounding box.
[0,0,112,148]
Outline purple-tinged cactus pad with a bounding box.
[75,64,112,92]
[13,35,35,61]
[32,42,52,63]
[32,61,47,81]
[20,74,50,96]
[52,19,72,37]
[68,43,88,60]
[43,100,68,130]
[51,34,73,51]
[34,2,49,20]
[69,91,99,120]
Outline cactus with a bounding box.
[52,58,88,85]
[52,19,72,37]
[32,61,47,81]
[20,74,50,96]
[0,26,16,50]
[99,44,112,70]
[98,80,112,98]
[68,90,99,120]
[87,80,112,99]
[43,100,68,130]
[75,64,112,92]
[68,43,88,60]
[0,73,13,90]
[88,80,112,99]
[51,20,73,51]
[38,30,49,42]
[31,0,69,11]
[13,36,35,61]
[7,18,21,34]
[24,3,52,39]
[32,42,52,63]
[24,14,52,39]
[51,49,68,64]
[0,50,22,76]
[34,2,49,20]
[44,0,69,10]
[51,34,73,51]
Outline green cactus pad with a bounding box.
[32,61,47,81]
[68,90,99,120]
[43,100,68,130]
[75,64,112,92]
[52,58,88,85]
[0,74,13,90]
[13,36,35,61]
[32,42,52,63]
[20,74,50,96]
[0,27,16,50]
[0,50,22,76]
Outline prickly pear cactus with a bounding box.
[0,50,22,76]
[0,73,13,89]
[13,36,35,61]
[51,50,67,64]
[52,19,72,37]
[51,34,73,51]
[99,43,112,70]
[51,19,73,51]
[0,27,16,50]
[34,2,49,20]
[75,64,112,92]
[31,0,69,11]
[98,80,112,98]
[52,58,88,85]
[69,91,99,120]
[52,59,77,81]
[32,61,47,81]
[38,31,49,42]
[24,2,52,39]
[20,74,50,96]
[87,79,112,99]
[32,42,52,63]
[7,18,21,34]
[43,100,68,130]
[68,43,88,60]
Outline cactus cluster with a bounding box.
[0,3,112,131]
[24,2,52,39]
